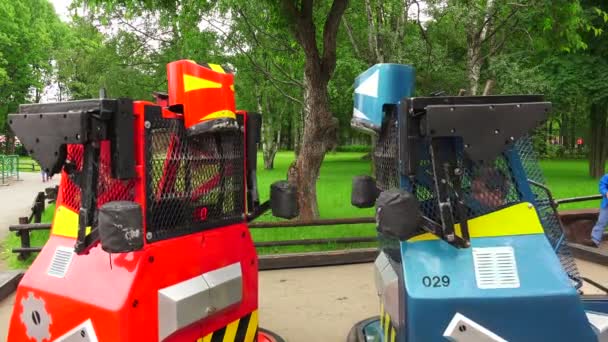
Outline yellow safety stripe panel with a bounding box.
[52,205,90,238]
[380,301,397,342]
[383,313,390,340]
[183,74,222,92]
[197,310,258,342]
[244,310,258,342]
[408,202,544,242]
[207,63,226,73]
[198,110,236,121]
[223,319,240,342]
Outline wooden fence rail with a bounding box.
[9,192,608,270]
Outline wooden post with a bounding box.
[33,192,45,224]
[17,217,31,260]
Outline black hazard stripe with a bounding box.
[211,326,226,342]
[235,312,251,341]
[197,310,258,342]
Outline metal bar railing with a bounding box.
[555,194,603,205]
[0,155,19,185]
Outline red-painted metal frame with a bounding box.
[8,100,259,341]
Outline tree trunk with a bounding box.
[370,134,377,174]
[589,102,607,178]
[560,114,568,149]
[280,0,347,220]
[467,44,482,95]
[570,111,576,151]
[482,79,494,95]
[466,0,495,96]
[259,90,280,170]
[262,126,280,170]
[289,71,338,219]
[293,108,303,156]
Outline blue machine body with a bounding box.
[352,64,415,134]
[365,233,608,341]
[397,235,594,341]
[351,63,608,341]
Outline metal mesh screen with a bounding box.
[373,116,579,279]
[516,137,580,278]
[373,116,399,192]
[145,116,245,242]
[59,143,135,213]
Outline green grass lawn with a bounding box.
[253,152,376,254]
[2,153,606,269]
[17,156,41,172]
[540,159,603,210]
[2,204,53,269]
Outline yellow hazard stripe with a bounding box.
[380,301,397,342]
[223,319,240,342]
[207,63,226,73]
[408,202,544,242]
[197,310,258,342]
[198,110,236,121]
[183,74,222,92]
[244,310,258,342]
[383,312,390,340]
[52,205,90,238]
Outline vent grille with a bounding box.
[472,247,520,289]
[47,246,74,278]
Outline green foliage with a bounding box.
[2,0,608,182]
[0,0,65,131]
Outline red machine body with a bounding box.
[8,62,272,341]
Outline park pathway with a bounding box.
[0,260,607,341]
[0,173,60,243]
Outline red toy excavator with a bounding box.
[7,60,297,341]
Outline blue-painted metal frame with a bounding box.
[583,297,608,314]
[503,147,536,204]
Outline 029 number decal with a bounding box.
[422,275,450,288]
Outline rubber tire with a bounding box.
[259,327,287,342]
[346,316,380,342]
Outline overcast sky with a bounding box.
[50,0,71,21]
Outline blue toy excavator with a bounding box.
[347,64,608,341]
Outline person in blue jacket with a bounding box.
[585,174,608,248]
